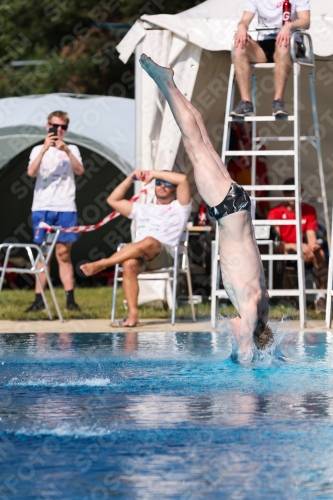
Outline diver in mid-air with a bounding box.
[139,54,273,361]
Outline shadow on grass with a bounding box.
[0,287,325,322]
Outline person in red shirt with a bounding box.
[267,177,327,312]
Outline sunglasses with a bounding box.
[155,179,176,188]
[48,122,68,130]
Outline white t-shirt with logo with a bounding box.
[129,199,192,247]
[244,0,310,40]
[29,145,82,212]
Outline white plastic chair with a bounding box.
[111,228,196,325]
[0,228,64,322]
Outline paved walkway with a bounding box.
[0,318,330,334]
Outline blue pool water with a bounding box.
[0,330,333,499]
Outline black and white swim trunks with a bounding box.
[207,183,251,221]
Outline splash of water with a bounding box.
[2,423,114,439]
[6,377,111,388]
[221,318,290,367]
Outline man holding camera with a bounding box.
[80,169,192,327]
[25,110,84,312]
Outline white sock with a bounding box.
[316,293,325,301]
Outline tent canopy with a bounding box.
[118,0,333,61]
[116,0,333,220]
[0,93,135,176]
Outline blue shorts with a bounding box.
[32,211,79,244]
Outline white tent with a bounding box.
[118,0,333,59]
[0,93,135,175]
[117,0,333,219]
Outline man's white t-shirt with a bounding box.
[245,0,310,40]
[29,145,82,212]
[128,199,192,247]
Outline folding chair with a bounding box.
[0,228,64,322]
[111,228,196,325]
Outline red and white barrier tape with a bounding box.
[39,188,147,233]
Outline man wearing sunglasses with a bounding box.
[80,169,192,327]
[25,110,84,312]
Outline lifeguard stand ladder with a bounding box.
[211,30,329,329]
[325,211,333,328]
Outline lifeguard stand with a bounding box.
[211,30,329,328]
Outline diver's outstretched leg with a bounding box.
[140,54,232,208]
[177,92,232,180]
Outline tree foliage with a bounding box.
[0,0,204,98]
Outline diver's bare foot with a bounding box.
[122,317,139,327]
[139,53,174,85]
[80,260,106,276]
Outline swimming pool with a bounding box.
[0,330,332,499]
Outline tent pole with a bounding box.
[135,41,143,196]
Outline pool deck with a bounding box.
[0,318,330,334]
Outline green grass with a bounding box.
[0,287,326,321]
